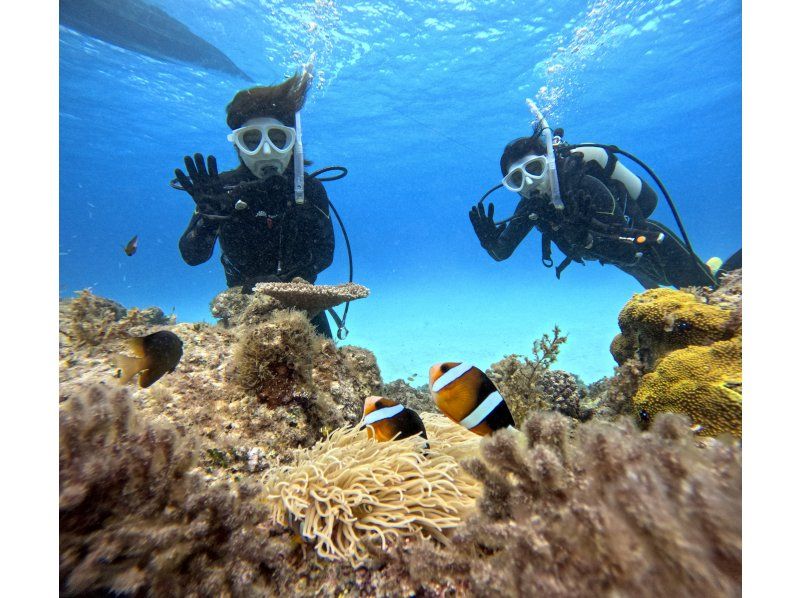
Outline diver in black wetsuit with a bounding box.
[175,72,335,337]
[469,114,738,289]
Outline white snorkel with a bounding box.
[293,110,305,205]
[526,100,564,210]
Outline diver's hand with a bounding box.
[469,202,507,250]
[174,154,232,215]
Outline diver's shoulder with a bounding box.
[568,144,611,166]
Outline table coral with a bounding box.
[253,280,370,317]
[635,337,742,437]
[263,413,482,566]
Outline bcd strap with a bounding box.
[541,232,554,268]
[555,256,572,279]
[327,305,349,340]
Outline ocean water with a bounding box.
[59,0,741,385]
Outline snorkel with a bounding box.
[293,111,305,205]
[526,100,564,210]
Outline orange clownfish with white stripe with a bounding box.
[360,396,428,444]
[429,362,515,436]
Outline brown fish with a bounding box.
[429,362,515,436]
[123,235,139,256]
[113,330,183,388]
[361,396,427,444]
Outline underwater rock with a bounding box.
[381,379,432,414]
[263,413,481,566]
[390,411,741,597]
[59,289,175,350]
[312,341,383,426]
[209,286,254,327]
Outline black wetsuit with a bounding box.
[179,163,335,336]
[484,147,716,289]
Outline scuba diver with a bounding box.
[469,105,741,289]
[174,70,340,337]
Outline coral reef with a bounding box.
[535,369,592,421]
[263,413,481,566]
[391,411,742,597]
[59,291,384,480]
[636,337,742,437]
[487,326,595,423]
[253,279,370,318]
[232,309,317,404]
[611,286,738,370]
[608,270,742,436]
[59,289,174,350]
[60,384,294,596]
[59,285,743,595]
[209,286,258,327]
[381,379,432,414]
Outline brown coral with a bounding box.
[392,411,741,597]
[232,309,318,404]
[60,289,174,350]
[59,384,293,596]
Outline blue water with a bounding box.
[59,0,741,384]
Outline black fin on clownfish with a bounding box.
[360,396,428,447]
[428,362,515,436]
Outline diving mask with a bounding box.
[502,154,549,196]
[228,117,296,178]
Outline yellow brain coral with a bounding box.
[634,336,742,437]
[262,413,482,565]
[612,288,735,367]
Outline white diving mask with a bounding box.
[228,117,296,179]
[502,154,549,197]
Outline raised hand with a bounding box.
[469,202,507,250]
[174,153,231,216]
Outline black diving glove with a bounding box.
[174,153,232,217]
[469,202,507,251]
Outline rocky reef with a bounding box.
[59,279,742,596]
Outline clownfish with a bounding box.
[360,396,428,444]
[429,362,515,436]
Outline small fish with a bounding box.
[123,235,139,256]
[428,362,515,436]
[113,330,183,388]
[360,396,428,444]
